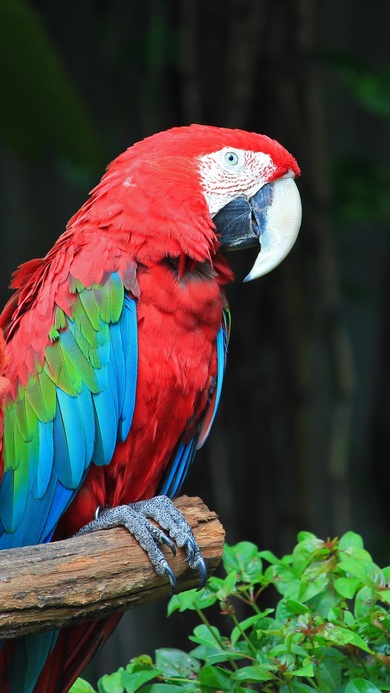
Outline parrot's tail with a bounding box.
[0,615,122,693]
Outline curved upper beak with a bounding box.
[213,177,302,281]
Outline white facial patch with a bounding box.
[198,147,276,217]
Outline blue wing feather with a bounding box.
[92,386,119,466]
[118,295,138,440]
[0,276,138,550]
[159,437,198,498]
[33,420,53,498]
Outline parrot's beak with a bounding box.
[214,177,302,281]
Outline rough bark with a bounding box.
[0,496,224,639]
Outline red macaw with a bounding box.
[0,124,301,692]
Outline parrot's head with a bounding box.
[191,125,302,281]
[76,124,301,281]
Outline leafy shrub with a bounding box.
[71,531,390,693]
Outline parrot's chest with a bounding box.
[107,268,224,501]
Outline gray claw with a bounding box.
[75,496,207,591]
[159,533,177,556]
[193,555,208,589]
[164,564,177,594]
[187,547,207,589]
[184,536,197,562]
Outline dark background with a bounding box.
[1,0,390,683]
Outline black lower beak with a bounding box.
[213,184,274,250]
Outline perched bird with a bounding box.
[0,124,301,692]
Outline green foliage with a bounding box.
[0,0,104,170]
[324,53,390,230]
[328,54,390,121]
[71,532,390,693]
[332,158,390,226]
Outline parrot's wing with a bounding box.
[158,302,230,498]
[0,272,138,548]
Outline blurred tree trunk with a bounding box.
[176,0,356,547]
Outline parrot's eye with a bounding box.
[224,151,239,167]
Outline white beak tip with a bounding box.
[244,177,302,282]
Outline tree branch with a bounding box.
[0,496,225,639]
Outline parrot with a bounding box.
[0,124,301,692]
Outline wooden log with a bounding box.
[0,496,224,639]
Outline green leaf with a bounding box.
[280,684,317,693]
[128,656,155,670]
[231,665,276,682]
[291,658,314,677]
[155,649,200,679]
[296,532,318,543]
[346,679,382,693]
[69,679,97,693]
[215,571,237,600]
[339,546,373,563]
[298,573,330,602]
[98,671,124,693]
[231,611,273,646]
[259,549,288,566]
[333,576,361,598]
[223,542,263,583]
[292,539,327,575]
[167,587,218,615]
[310,586,340,620]
[315,624,373,654]
[354,586,376,618]
[338,558,385,588]
[198,664,234,691]
[339,531,364,550]
[189,645,240,666]
[142,686,195,693]
[278,599,312,618]
[189,625,224,649]
[377,589,390,605]
[342,610,355,627]
[121,671,159,693]
[266,564,298,596]
[268,643,308,659]
[97,658,160,693]
[317,648,343,690]
[125,673,150,692]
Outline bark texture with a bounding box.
[0,496,224,639]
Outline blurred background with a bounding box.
[1,0,390,682]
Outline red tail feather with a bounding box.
[38,616,123,693]
[0,616,122,693]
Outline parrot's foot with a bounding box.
[75,495,207,593]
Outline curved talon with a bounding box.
[196,556,208,590]
[94,505,102,521]
[164,564,177,594]
[184,536,197,562]
[159,533,176,556]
